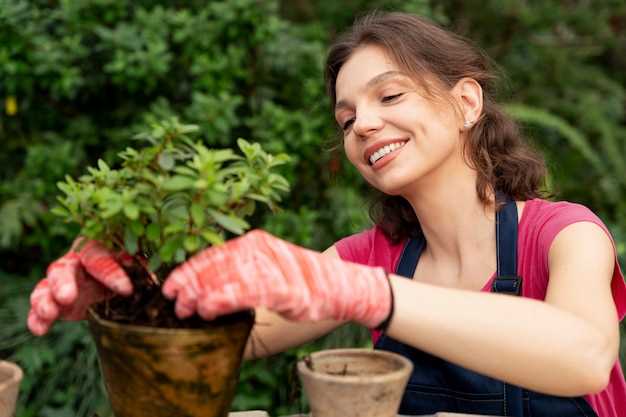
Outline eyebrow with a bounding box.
[335,70,408,111]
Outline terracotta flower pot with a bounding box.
[0,360,23,417]
[297,348,413,417]
[88,308,254,417]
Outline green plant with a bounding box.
[53,117,290,278]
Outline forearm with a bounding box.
[243,308,343,360]
[386,275,614,396]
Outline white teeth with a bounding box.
[369,141,405,165]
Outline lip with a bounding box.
[363,138,409,165]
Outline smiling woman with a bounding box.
[326,14,546,243]
[323,12,626,417]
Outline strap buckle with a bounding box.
[491,276,523,296]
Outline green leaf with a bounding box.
[247,193,270,204]
[162,175,196,191]
[212,149,240,163]
[206,189,228,206]
[174,166,197,176]
[237,138,260,160]
[194,179,208,189]
[97,159,110,172]
[101,198,123,218]
[174,248,186,263]
[159,237,180,263]
[50,205,70,218]
[146,223,161,242]
[129,219,144,236]
[201,229,224,245]
[124,227,138,255]
[83,219,104,240]
[148,254,162,272]
[163,222,187,235]
[123,203,139,220]
[208,209,249,235]
[268,173,290,191]
[184,235,201,252]
[190,203,205,227]
[158,151,175,171]
[179,123,199,134]
[230,180,250,199]
[57,182,70,195]
[269,153,291,167]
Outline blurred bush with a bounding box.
[1,0,624,415]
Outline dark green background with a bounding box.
[1,1,625,415]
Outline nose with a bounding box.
[352,108,384,138]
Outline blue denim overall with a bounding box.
[374,198,598,416]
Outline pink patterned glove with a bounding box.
[27,239,133,336]
[163,230,392,328]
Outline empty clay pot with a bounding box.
[297,348,413,417]
[0,361,23,417]
[88,309,253,417]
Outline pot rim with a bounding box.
[87,307,253,335]
[0,361,23,390]
[297,348,413,384]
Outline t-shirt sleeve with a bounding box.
[537,202,626,320]
[334,227,376,265]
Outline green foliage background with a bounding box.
[1,0,625,415]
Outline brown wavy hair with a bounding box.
[325,11,547,242]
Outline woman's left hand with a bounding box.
[162,229,392,327]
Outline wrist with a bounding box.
[375,274,394,332]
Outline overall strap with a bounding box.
[396,233,426,278]
[492,196,523,296]
[492,194,524,417]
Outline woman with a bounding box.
[28,12,625,417]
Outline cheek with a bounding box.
[415,109,459,149]
[343,138,360,166]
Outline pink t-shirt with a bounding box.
[335,198,626,417]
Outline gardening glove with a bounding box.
[27,238,133,336]
[163,229,393,328]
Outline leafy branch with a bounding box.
[52,117,290,276]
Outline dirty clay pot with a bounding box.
[297,348,413,417]
[88,308,254,417]
[0,361,23,417]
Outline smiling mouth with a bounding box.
[368,141,408,166]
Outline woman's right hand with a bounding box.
[27,238,133,336]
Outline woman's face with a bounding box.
[334,45,465,196]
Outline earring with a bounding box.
[463,120,473,128]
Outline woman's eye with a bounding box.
[342,118,355,130]
[382,93,403,103]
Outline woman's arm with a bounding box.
[243,246,346,360]
[387,221,618,396]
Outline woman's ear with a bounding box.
[453,77,483,130]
